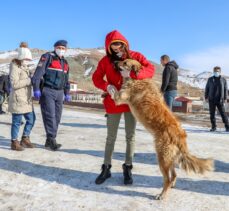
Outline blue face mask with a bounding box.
[213,72,220,77]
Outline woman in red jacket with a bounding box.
[92,30,155,185]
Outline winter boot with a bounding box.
[210,127,216,132]
[225,125,229,132]
[20,136,35,148]
[122,163,133,185]
[45,139,51,147]
[95,164,112,184]
[11,140,24,151]
[46,138,61,151]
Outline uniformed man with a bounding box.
[32,40,71,150]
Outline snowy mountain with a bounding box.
[178,69,229,89]
[0,51,18,59]
[0,48,104,78]
[178,70,211,89]
[1,48,228,93]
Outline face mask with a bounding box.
[55,49,66,57]
[213,72,220,77]
[23,60,32,66]
[116,51,123,58]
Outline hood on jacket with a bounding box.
[167,61,179,69]
[105,30,129,55]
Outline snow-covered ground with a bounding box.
[0,106,228,211]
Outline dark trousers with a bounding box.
[0,93,5,113]
[40,87,64,139]
[209,101,229,128]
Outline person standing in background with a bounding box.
[8,44,36,151]
[205,66,229,132]
[0,74,10,114]
[32,40,71,151]
[160,55,178,110]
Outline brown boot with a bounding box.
[11,140,24,151]
[20,136,35,148]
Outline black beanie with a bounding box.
[54,40,68,47]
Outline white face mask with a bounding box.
[23,60,32,66]
[213,72,220,77]
[55,49,66,57]
[116,51,123,58]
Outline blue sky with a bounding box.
[1,0,229,74]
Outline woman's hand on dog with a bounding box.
[107,85,118,99]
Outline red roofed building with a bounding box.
[172,96,192,113]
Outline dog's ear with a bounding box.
[132,65,137,71]
[131,64,141,74]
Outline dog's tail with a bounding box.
[177,136,214,174]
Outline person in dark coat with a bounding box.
[160,55,178,110]
[0,74,10,114]
[205,66,229,132]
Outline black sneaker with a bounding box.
[95,164,111,184]
[226,127,229,132]
[210,127,216,132]
[122,163,133,185]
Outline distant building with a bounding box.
[69,81,78,93]
[172,96,192,113]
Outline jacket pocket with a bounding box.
[15,88,29,104]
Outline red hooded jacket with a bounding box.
[92,30,155,113]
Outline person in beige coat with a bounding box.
[9,46,36,151]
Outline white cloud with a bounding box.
[179,45,229,76]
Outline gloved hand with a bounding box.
[64,94,71,102]
[33,90,41,100]
[107,85,117,99]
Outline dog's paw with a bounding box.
[155,194,164,200]
[171,182,176,188]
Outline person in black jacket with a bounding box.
[0,74,10,114]
[160,55,178,110]
[205,66,229,132]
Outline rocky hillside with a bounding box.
[0,48,218,98]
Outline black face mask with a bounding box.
[110,49,124,61]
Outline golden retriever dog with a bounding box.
[113,59,214,200]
